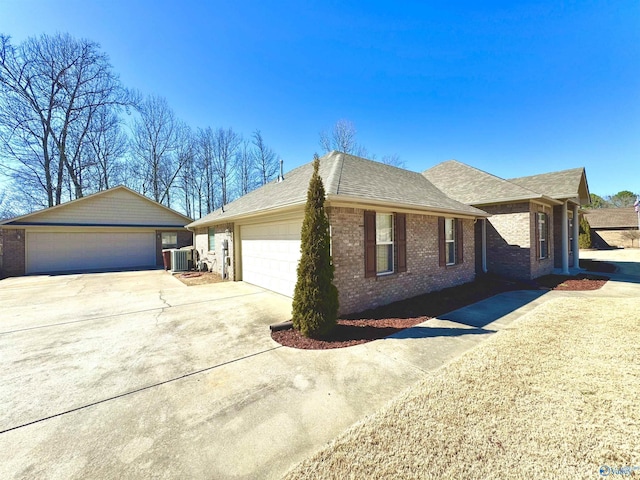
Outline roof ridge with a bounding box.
[329,152,346,195]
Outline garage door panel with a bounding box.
[241,219,302,297]
[27,232,156,274]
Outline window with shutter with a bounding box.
[364,211,406,276]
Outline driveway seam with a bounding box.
[0,291,267,335]
[0,345,283,435]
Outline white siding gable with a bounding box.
[23,188,190,226]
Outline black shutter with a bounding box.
[364,211,376,278]
[456,218,464,264]
[396,213,407,272]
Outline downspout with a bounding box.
[561,201,569,274]
[482,218,487,273]
[572,204,580,269]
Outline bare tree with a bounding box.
[621,230,640,248]
[132,95,185,205]
[318,119,401,165]
[235,139,256,197]
[211,127,241,206]
[0,187,16,220]
[84,106,128,191]
[196,126,218,215]
[252,130,278,185]
[319,119,361,155]
[380,153,406,169]
[0,33,130,207]
[174,125,195,218]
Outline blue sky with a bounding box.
[1,0,639,196]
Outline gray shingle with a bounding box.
[188,152,487,228]
[584,207,639,229]
[422,160,545,205]
[509,168,589,203]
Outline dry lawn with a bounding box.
[284,296,640,479]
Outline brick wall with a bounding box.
[482,203,533,280]
[194,224,235,279]
[531,203,554,278]
[0,228,26,277]
[481,202,553,280]
[328,207,475,315]
[155,230,193,266]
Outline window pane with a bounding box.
[162,232,177,248]
[376,244,393,273]
[376,213,393,243]
[445,218,455,241]
[208,228,216,251]
[446,241,455,265]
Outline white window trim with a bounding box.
[208,227,216,252]
[376,213,394,275]
[445,218,456,266]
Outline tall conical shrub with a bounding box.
[292,155,339,338]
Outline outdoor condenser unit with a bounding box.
[171,249,189,272]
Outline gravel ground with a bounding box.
[283,250,640,479]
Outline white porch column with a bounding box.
[482,218,487,273]
[561,201,569,274]
[572,204,580,269]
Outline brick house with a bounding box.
[0,186,192,277]
[187,152,488,315]
[424,161,590,280]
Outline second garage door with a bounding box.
[26,231,156,274]
[240,219,302,297]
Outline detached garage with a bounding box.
[0,186,192,277]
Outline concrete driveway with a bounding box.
[3,255,636,480]
[0,270,520,479]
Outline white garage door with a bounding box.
[26,231,156,274]
[241,219,302,297]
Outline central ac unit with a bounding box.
[171,249,189,272]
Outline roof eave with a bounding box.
[186,200,308,229]
[327,194,490,218]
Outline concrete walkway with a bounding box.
[1,250,639,479]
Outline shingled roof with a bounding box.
[422,160,553,206]
[584,207,639,229]
[509,168,590,204]
[188,152,488,228]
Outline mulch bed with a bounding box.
[272,273,610,350]
[172,271,224,286]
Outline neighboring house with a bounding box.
[584,207,640,248]
[0,186,193,277]
[423,161,590,280]
[187,151,489,315]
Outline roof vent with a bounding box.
[278,159,284,182]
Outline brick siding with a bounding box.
[327,207,475,315]
[0,228,26,277]
[155,230,193,266]
[481,202,553,280]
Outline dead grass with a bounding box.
[283,297,640,479]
